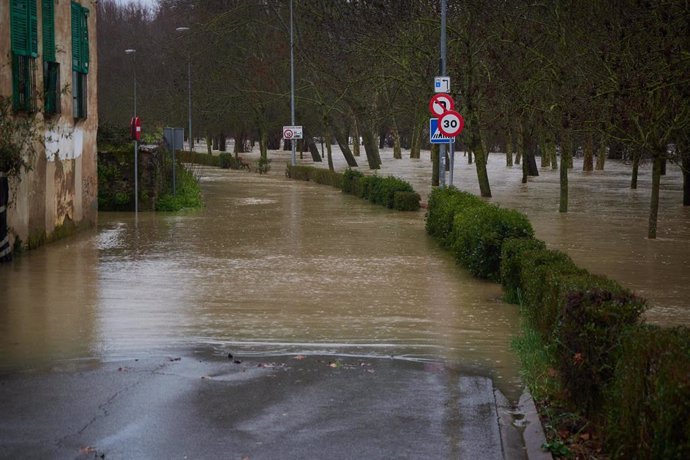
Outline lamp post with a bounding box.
[176,27,193,152]
[125,48,138,213]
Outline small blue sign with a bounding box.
[429,118,454,144]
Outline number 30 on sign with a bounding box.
[437,110,465,137]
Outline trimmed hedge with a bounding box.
[606,325,690,459]
[286,165,420,212]
[177,150,221,167]
[219,153,241,169]
[450,204,534,281]
[425,187,687,455]
[425,187,485,248]
[393,191,421,211]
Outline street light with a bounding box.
[176,26,193,152]
[125,48,138,213]
[289,0,296,167]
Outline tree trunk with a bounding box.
[351,118,360,157]
[332,124,358,168]
[595,138,606,170]
[648,154,662,239]
[304,128,323,162]
[540,134,550,168]
[325,131,334,172]
[683,150,690,206]
[631,150,641,189]
[559,131,570,213]
[410,118,423,159]
[506,130,514,166]
[473,143,492,197]
[515,124,522,165]
[468,150,473,164]
[362,126,381,170]
[206,133,213,155]
[551,137,558,170]
[583,132,594,172]
[431,144,439,186]
[660,158,667,176]
[391,120,402,159]
[379,127,386,149]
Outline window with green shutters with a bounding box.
[10,0,38,112]
[42,0,60,115]
[71,2,89,118]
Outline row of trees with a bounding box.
[97,0,690,238]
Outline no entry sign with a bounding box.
[428,93,455,118]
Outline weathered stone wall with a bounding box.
[0,0,98,252]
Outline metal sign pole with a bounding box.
[439,0,447,188]
[290,0,296,166]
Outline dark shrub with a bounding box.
[285,165,312,181]
[553,275,646,415]
[451,204,534,281]
[425,187,484,248]
[358,175,376,200]
[606,325,690,459]
[393,191,421,211]
[218,153,239,169]
[518,248,585,336]
[311,168,343,188]
[342,169,364,195]
[500,237,547,304]
[177,151,220,167]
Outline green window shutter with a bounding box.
[10,0,30,56]
[71,2,81,72]
[42,0,55,62]
[80,7,89,74]
[29,0,38,57]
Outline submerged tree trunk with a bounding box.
[391,120,402,159]
[648,154,662,239]
[362,125,381,170]
[506,130,514,166]
[410,117,423,159]
[325,131,334,172]
[431,144,439,186]
[559,131,571,213]
[332,124,358,168]
[206,133,213,155]
[681,149,690,206]
[540,134,550,168]
[583,132,594,172]
[304,128,323,162]
[595,139,607,171]
[631,150,641,189]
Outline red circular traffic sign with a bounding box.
[284,129,294,139]
[428,93,455,117]
[438,110,465,137]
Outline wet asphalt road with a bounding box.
[0,353,530,459]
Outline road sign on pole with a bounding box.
[283,126,303,140]
[429,93,454,117]
[429,118,454,144]
[438,110,465,137]
[434,76,451,93]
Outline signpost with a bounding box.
[164,127,184,195]
[438,110,465,137]
[434,76,451,93]
[283,125,303,140]
[428,93,455,118]
[429,118,454,144]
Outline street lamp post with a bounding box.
[176,27,192,152]
[125,48,138,213]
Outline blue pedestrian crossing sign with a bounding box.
[429,118,454,144]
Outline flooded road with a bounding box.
[0,168,522,398]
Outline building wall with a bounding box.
[0,0,98,250]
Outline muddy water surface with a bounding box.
[0,168,522,397]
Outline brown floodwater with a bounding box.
[0,167,523,397]
[302,145,690,326]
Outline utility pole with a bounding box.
[125,48,138,213]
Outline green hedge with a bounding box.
[450,204,534,281]
[425,187,484,248]
[177,150,220,167]
[286,165,419,212]
[606,325,690,459]
[393,191,421,211]
[426,187,687,455]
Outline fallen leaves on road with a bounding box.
[79,446,96,454]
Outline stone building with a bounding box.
[0,0,98,258]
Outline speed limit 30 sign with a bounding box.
[283,126,303,140]
[437,110,465,137]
